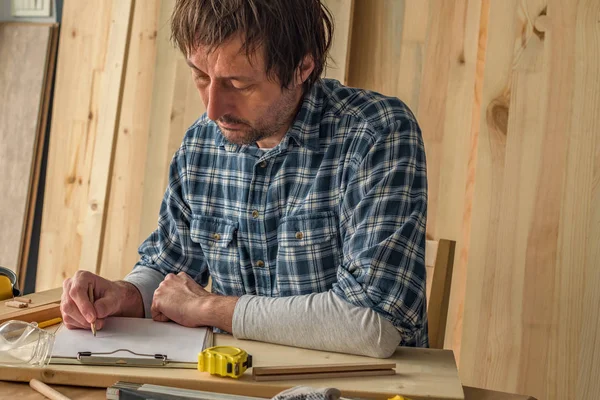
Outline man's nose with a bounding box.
[206,84,229,121]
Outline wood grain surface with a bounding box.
[322,0,354,84]
[138,0,207,248]
[36,1,133,291]
[460,1,600,399]
[99,0,161,281]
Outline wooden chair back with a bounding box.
[425,238,456,349]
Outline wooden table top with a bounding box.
[0,289,535,400]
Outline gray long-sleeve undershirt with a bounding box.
[124,266,401,358]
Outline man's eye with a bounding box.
[232,84,251,91]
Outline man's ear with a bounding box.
[295,55,315,86]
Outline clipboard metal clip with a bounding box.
[77,349,168,367]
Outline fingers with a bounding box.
[150,299,169,322]
[61,278,89,329]
[61,271,109,330]
[69,274,96,323]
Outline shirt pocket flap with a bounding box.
[278,212,337,247]
[190,215,238,248]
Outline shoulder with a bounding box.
[319,79,420,136]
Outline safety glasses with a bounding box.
[0,320,55,367]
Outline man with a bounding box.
[60,0,428,358]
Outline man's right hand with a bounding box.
[60,270,144,331]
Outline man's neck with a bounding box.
[256,89,305,149]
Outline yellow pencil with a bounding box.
[38,317,62,329]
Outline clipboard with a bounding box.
[50,349,197,368]
[50,317,213,369]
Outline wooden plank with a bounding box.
[36,1,134,291]
[139,0,207,245]
[18,25,60,291]
[0,303,60,325]
[0,288,61,318]
[460,0,600,398]
[428,239,456,349]
[253,362,395,375]
[322,0,354,84]
[0,333,464,400]
[99,0,161,281]
[77,0,134,280]
[347,0,428,113]
[253,369,395,382]
[419,0,487,357]
[0,23,55,278]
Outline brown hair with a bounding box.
[171,0,334,90]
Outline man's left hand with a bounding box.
[151,272,238,332]
[151,272,210,327]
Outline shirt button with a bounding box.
[259,160,267,168]
[252,210,259,219]
[256,260,265,268]
[295,231,304,240]
[212,233,221,240]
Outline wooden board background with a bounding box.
[36,1,134,291]
[99,0,161,281]
[459,0,600,399]
[0,23,56,277]
[322,0,355,84]
[137,0,208,261]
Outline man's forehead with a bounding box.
[188,37,265,76]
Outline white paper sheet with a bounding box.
[51,317,212,364]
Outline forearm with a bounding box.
[123,266,165,318]
[232,291,401,358]
[113,280,145,318]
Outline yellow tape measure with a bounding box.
[198,346,252,379]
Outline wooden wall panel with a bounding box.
[347,0,486,360]
[460,0,600,399]
[347,0,428,113]
[99,1,161,281]
[36,0,133,291]
[138,0,207,248]
[0,23,56,277]
[322,0,354,84]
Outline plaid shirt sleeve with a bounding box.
[332,116,428,347]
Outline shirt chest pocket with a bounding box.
[190,215,242,295]
[275,211,341,295]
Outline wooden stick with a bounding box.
[253,369,396,382]
[253,362,396,376]
[29,379,72,400]
[6,300,28,308]
[252,362,396,381]
[14,297,32,303]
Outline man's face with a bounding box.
[187,36,304,148]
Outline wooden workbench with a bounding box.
[0,289,535,400]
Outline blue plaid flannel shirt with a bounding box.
[135,79,428,346]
